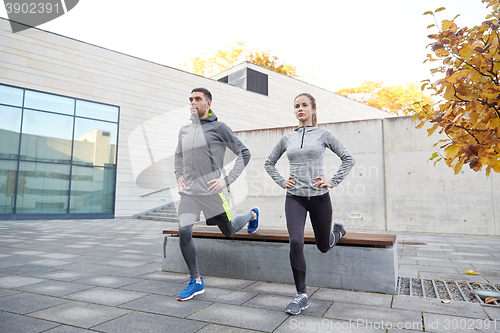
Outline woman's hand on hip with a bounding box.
[313,176,332,188]
[284,176,295,188]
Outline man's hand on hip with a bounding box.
[207,178,227,193]
[177,176,186,190]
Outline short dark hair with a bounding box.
[191,87,212,102]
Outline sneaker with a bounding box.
[247,207,259,233]
[333,223,346,237]
[331,223,346,246]
[177,277,204,301]
[285,293,309,315]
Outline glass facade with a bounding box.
[0,84,119,219]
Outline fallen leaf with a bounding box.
[465,270,478,275]
[485,297,498,304]
[441,300,451,304]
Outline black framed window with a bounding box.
[0,83,120,220]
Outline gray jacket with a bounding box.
[265,126,355,197]
[174,110,251,196]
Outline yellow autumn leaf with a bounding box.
[485,297,498,304]
[445,144,460,159]
[441,20,453,31]
[444,85,455,100]
[469,112,479,125]
[465,270,478,275]
[459,47,474,60]
[490,118,500,129]
[427,123,439,136]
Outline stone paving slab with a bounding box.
[16,280,95,297]
[66,256,112,264]
[27,301,131,328]
[64,287,148,306]
[196,324,259,333]
[120,279,187,296]
[52,262,110,273]
[11,251,47,256]
[194,286,259,305]
[92,310,207,333]
[0,310,60,333]
[0,275,46,288]
[96,263,160,277]
[39,253,79,260]
[136,271,190,283]
[423,312,498,332]
[311,288,393,308]
[0,264,59,276]
[28,259,72,267]
[2,255,48,263]
[119,294,212,318]
[324,302,422,327]
[29,270,96,282]
[0,261,23,269]
[274,316,387,333]
[481,306,500,320]
[392,296,489,319]
[399,264,459,274]
[0,288,19,297]
[188,302,289,332]
[44,325,97,332]
[74,275,141,288]
[242,281,318,296]
[202,276,256,290]
[242,293,332,317]
[418,272,489,283]
[102,259,151,268]
[0,292,68,314]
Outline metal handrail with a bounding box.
[141,186,176,197]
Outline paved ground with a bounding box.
[0,218,499,333]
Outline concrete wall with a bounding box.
[230,117,499,235]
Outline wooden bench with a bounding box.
[161,227,398,294]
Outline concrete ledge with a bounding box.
[162,235,398,294]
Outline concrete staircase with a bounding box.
[138,204,205,223]
[138,204,179,222]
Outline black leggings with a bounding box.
[285,193,336,294]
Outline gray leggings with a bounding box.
[178,211,253,279]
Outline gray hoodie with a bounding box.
[265,126,355,197]
[174,110,251,196]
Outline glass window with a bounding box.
[0,85,23,107]
[0,105,22,159]
[15,162,70,214]
[76,100,119,122]
[0,160,18,214]
[73,118,117,166]
[20,110,74,163]
[70,166,115,214]
[0,85,118,219]
[24,90,75,115]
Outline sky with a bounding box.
[0,0,493,92]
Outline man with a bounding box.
[174,87,259,301]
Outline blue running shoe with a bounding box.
[247,207,259,233]
[177,277,204,301]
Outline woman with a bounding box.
[264,93,355,315]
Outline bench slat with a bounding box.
[163,227,396,247]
